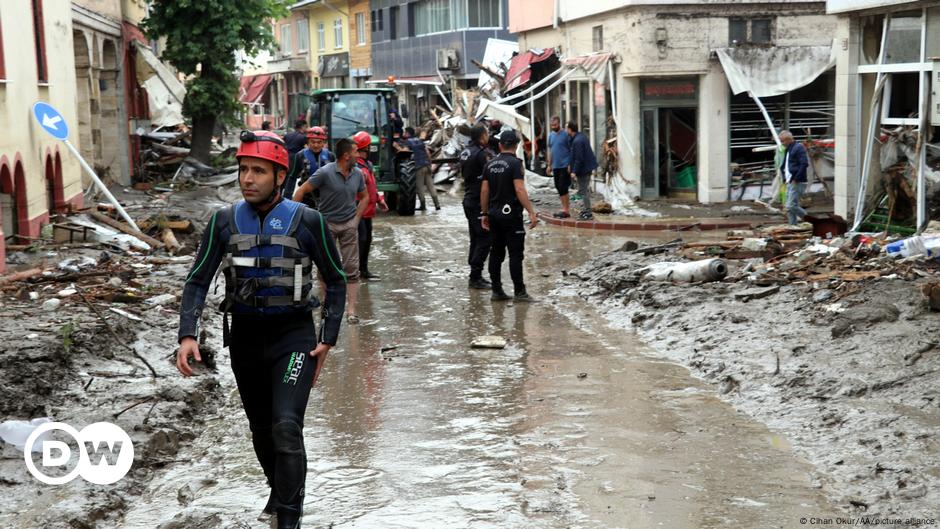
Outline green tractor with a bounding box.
[307,88,418,216]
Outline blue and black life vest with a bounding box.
[303,148,333,173]
[219,199,315,315]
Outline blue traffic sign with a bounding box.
[33,101,69,141]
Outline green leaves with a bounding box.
[141,0,290,121]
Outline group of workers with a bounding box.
[174,109,544,527]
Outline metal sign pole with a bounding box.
[62,139,140,231]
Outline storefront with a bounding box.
[638,78,699,199]
[318,52,349,89]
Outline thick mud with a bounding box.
[2,192,889,528]
[567,245,940,518]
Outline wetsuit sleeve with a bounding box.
[299,208,346,345]
[178,211,226,343]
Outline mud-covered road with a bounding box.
[122,201,839,529]
[4,197,848,528]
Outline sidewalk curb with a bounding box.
[537,213,757,231]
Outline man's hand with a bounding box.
[176,337,202,377]
[481,215,490,231]
[378,201,389,212]
[528,210,539,229]
[308,343,332,386]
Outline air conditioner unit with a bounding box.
[436,48,459,70]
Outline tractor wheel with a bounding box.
[396,160,417,216]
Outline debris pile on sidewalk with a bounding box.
[567,227,940,515]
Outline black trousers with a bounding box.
[229,312,319,518]
[488,215,526,294]
[358,217,373,275]
[463,202,492,280]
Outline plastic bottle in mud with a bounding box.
[884,236,940,259]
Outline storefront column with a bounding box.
[618,76,642,198]
[698,63,730,204]
[834,16,860,219]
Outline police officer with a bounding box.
[283,126,334,201]
[176,130,346,529]
[480,129,538,301]
[459,124,493,289]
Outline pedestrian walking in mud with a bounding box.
[480,129,539,301]
[283,126,334,203]
[779,130,809,225]
[567,121,598,221]
[460,123,494,290]
[352,131,388,280]
[547,116,573,218]
[293,138,369,323]
[176,130,346,529]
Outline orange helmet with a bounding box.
[236,130,289,170]
[352,131,372,151]
[306,126,327,140]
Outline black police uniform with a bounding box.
[483,152,528,296]
[459,142,493,282]
[179,197,346,528]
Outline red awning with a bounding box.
[239,74,273,105]
[503,49,556,92]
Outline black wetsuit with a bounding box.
[179,198,346,525]
[459,143,493,281]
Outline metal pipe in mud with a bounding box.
[642,258,728,283]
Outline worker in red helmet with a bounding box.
[352,131,387,280]
[176,130,347,529]
[282,126,334,202]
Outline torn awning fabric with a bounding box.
[562,52,615,84]
[239,74,273,105]
[715,44,836,98]
[503,49,557,92]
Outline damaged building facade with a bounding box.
[509,0,837,207]
[0,0,85,272]
[829,0,938,233]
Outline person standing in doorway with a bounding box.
[547,116,573,218]
[352,131,388,280]
[459,123,493,289]
[176,130,346,529]
[292,139,369,323]
[480,129,539,302]
[779,130,809,225]
[567,121,599,221]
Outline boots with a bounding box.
[491,288,511,301]
[468,277,491,289]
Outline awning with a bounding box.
[716,44,836,98]
[503,49,556,92]
[562,51,615,84]
[476,99,530,133]
[239,74,272,105]
[134,41,185,127]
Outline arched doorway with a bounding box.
[45,154,56,214]
[12,161,27,242]
[0,163,15,244]
[54,152,65,211]
[73,30,95,169]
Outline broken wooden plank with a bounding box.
[89,211,164,249]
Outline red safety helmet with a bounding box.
[236,130,289,171]
[352,131,372,151]
[306,126,327,140]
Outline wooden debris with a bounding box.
[89,210,164,249]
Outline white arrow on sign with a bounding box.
[42,113,62,130]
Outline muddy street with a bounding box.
[108,201,834,529]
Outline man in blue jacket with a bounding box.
[780,130,809,225]
[567,121,599,220]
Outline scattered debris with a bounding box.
[471,336,507,349]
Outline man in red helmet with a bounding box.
[283,126,334,201]
[176,130,347,529]
[352,131,387,280]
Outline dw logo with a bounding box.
[23,422,134,485]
